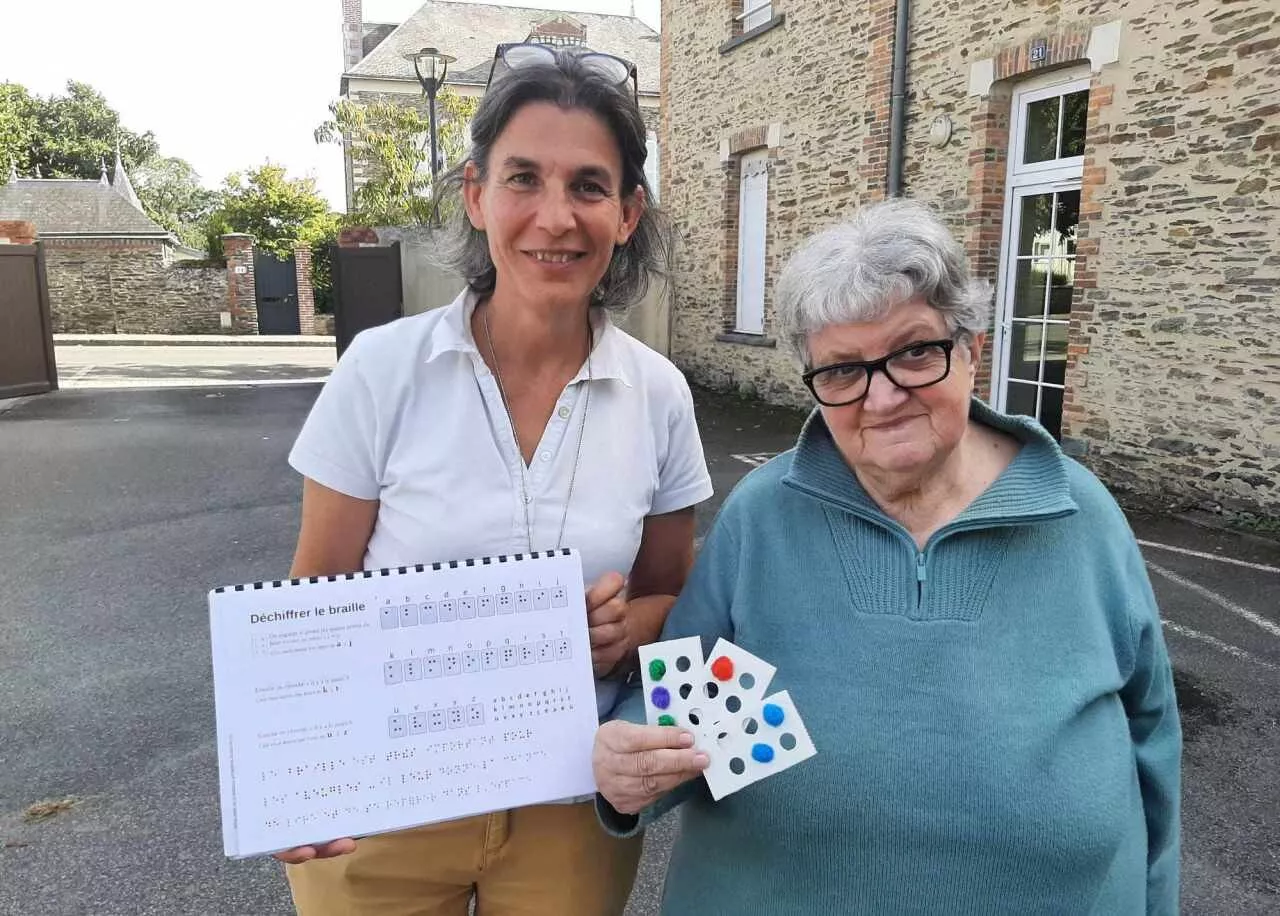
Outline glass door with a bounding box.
[1001,185,1080,437]
[993,71,1090,438]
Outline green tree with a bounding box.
[314,91,477,225]
[205,163,340,259]
[16,81,158,179]
[0,83,39,175]
[133,156,219,250]
[205,163,342,311]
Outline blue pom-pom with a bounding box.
[762,703,785,727]
[751,743,774,763]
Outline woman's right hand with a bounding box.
[593,721,709,815]
[272,838,358,864]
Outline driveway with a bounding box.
[0,382,1276,915]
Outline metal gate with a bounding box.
[254,250,300,335]
[0,244,58,399]
[332,243,403,357]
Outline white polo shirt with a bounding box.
[288,288,713,717]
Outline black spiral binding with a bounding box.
[212,547,574,594]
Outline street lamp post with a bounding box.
[408,47,456,183]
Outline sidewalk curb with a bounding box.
[54,335,336,348]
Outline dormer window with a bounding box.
[528,16,587,48]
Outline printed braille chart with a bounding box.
[209,549,598,858]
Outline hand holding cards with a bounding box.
[638,637,816,800]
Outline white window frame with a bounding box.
[991,69,1090,420]
[644,130,660,204]
[734,149,769,335]
[738,0,772,31]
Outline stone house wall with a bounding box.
[43,239,230,334]
[662,0,1279,516]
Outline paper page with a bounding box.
[209,549,598,858]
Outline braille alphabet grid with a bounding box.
[209,549,598,858]
[639,637,817,800]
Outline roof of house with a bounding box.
[0,178,170,237]
[347,0,660,95]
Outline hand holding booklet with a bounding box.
[208,549,599,858]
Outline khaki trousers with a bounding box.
[286,802,644,916]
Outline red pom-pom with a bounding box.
[710,656,734,681]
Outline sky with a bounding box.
[3,0,661,210]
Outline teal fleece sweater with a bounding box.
[602,401,1181,916]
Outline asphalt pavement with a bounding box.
[0,357,1276,915]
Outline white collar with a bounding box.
[424,288,633,387]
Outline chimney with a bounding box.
[342,0,364,72]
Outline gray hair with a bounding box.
[429,52,669,311]
[774,198,993,365]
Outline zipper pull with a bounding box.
[916,553,927,583]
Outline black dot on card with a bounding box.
[780,733,797,751]
[688,708,702,726]
[729,758,746,775]
[743,717,759,735]
[679,683,693,700]
[676,656,691,672]
[716,731,732,748]
[726,695,741,713]
[739,672,755,690]
[702,682,719,699]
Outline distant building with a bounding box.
[0,153,229,333]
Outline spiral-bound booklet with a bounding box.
[208,549,598,858]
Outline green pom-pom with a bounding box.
[648,658,667,681]
[657,714,676,727]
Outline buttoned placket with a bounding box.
[470,352,590,552]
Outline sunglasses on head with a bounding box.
[484,42,639,103]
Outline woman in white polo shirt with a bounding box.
[275,45,713,916]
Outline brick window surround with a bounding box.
[718,125,781,344]
[964,27,1117,439]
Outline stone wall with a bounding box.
[43,239,229,334]
[663,0,1280,517]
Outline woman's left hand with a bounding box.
[586,572,630,678]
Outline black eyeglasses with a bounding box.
[484,42,639,103]
[802,338,957,406]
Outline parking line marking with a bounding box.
[731,452,779,468]
[69,364,97,381]
[1138,539,1280,575]
[1147,560,1280,640]
[1162,620,1278,670]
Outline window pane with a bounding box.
[1005,380,1038,418]
[743,0,771,29]
[1018,194,1054,256]
[1061,90,1089,158]
[1055,190,1080,256]
[1040,386,1064,439]
[1048,258,1075,316]
[1008,321,1043,381]
[1023,96,1060,164]
[1042,322,1068,385]
[1014,259,1049,318]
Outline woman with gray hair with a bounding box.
[276,44,712,915]
[592,198,1181,914]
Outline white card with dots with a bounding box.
[209,549,598,858]
[639,637,817,800]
